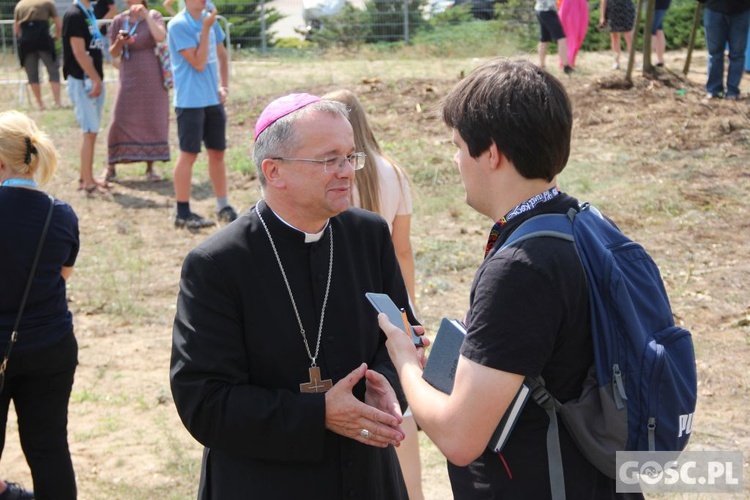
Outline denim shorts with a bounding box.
[652,9,667,35]
[66,77,105,133]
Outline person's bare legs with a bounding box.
[29,83,44,109]
[103,162,117,181]
[395,414,424,500]
[653,30,666,65]
[80,132,99,189]
[624,30,633,53]
[173,150,198,203]
[557,37,571,67]
[50,81,62,107]
[538,41,548,68]
[611,32,622,68]
[145,161,162,181]
[206,148,227,198]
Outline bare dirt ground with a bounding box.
[1,50,748,499]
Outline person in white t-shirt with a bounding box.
[324,89,422,500]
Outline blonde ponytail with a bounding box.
[0,110,58,186]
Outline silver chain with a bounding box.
[255,202,333,367]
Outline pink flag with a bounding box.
[559,0,589,68]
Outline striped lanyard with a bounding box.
[484,186,561,258]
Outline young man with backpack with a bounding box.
[380,58,669,498]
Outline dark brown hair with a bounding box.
[442,58,572,181]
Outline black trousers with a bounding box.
[0,330,78,500]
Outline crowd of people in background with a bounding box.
[7,0,750,210]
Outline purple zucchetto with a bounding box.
[254,93,322,141]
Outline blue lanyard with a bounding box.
[74,0,103,41]
[124,17,140,36]
[122,17,140,59]
[1,178,37,188]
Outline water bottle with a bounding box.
[83,76,93,94]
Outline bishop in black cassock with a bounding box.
[170,95,414,500]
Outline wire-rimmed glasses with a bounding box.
[272,152,367,173]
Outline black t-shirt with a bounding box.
[61,4,104,80]
[448,193,640,499]
[93,0,114,34]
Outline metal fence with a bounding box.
[0,0,441,54]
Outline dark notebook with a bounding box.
[422,317,530,453]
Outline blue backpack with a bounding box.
[500,203,697,498]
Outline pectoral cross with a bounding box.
[300,366,332,393]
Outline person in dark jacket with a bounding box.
[699,0,750,99]
[170,93,424,499]
[0,110,79,500]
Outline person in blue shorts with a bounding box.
[62,0,108,195]
[167,0,237,229]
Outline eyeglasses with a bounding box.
[272,152,367,173]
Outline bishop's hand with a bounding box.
[324,363,405,448]
[364,368,403,423]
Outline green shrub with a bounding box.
[213,0,284,48]
[411,18,516,57]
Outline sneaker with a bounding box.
[174,212,216,229]
[724,94,739,101]
[0,482,34,500]
[612,61,620,70]
[563,65,574,75]
[216,205,238,223]
[655,62,665,68]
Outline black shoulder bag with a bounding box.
[0,195,55,393]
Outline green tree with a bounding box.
[214,0,284,48]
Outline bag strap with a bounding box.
[527,376,566,500]
[1,195,55,374]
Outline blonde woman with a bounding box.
[0,111,79,500]
[324,89,423,500]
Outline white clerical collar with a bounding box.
[266,204,330,243]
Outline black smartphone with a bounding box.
[119,30,130,39]
[365,292,423,347]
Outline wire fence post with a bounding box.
[403,0,409,44]
[260,0,267,55]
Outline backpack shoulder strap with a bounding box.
[498,207,577,253]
